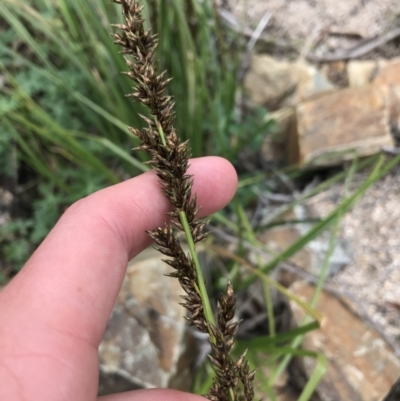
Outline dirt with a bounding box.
[219,0,400,59]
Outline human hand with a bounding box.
[0,157,237,401]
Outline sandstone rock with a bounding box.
[347,58,400,90]
[382,378,400,401]
[244,55,333,110]
[99,248,195,396]
[372,57,400,87]
[290,281,400,401]
[288,86,394,167]
[344,58,400,135]
[372,58,400,135]
[347,60,379,88]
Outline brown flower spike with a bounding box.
[112,2,255,400]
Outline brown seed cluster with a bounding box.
[207,283,255,401]
[112,1,255,400]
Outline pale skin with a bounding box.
[0,156,238,401]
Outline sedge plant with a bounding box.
[111,1,255,400]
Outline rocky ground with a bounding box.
[224,0,400,344]
[218,1,400,399]
[310,168,400,345]
[219,0,400,59]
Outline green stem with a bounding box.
[263,278,276,338]
[180,209,235,401]
[157,119,234,400]
[178,210,215,327]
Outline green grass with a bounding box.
[0,0,250,158]
[0,0,258,272]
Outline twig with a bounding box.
[382,146,400,155]
[298,27,323,61]
[307,27,400,62]
[237,10,271,82]
[218,8,296,53]
[247,12,272,52]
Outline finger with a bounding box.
[0,157,237,344]
[0,157,237,401]
[98,388,205,401]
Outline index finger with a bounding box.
[0,156,237,347]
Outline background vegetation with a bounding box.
[1,0,399,399]
[0,0,269,275]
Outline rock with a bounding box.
[288,86,394,167]
[347,58,400,90]
[320,61,348,88]
[372,58,400,136]
[343,58,400,136]
[244,55,294,109]
[99,248,195,396]
[347,61,379,88]
[372,57,400,87]
[290,281,400,401]
[382,378,400,401]
[244,55,333,110]
[290,62,334,104]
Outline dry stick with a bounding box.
[111,2,255,400]
[237,10,272,82]
[218,8,295,53]
[307,27,400,62]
